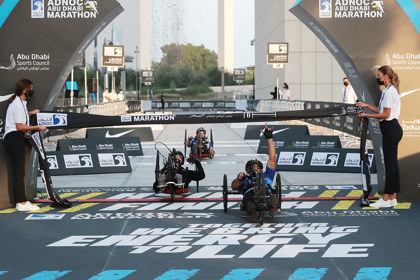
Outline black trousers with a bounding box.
[4,131,27,203]
[380,119,403,194]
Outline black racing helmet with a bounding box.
[172,149,185,165]
[245,159,263,174]
[196,127,206,134]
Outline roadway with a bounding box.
[0,121,417,280]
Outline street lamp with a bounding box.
[247,66,255,100]
[250,38,256,99]
[134,45,139,100]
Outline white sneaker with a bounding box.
[369,198,391,208]
[16,201,40,211]
[390,199,398,207]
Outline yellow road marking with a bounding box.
[319,190,339,197]
[73,192,106,200]
[57,193,79,198]
[59,203,99,213]
[347,190,363,197]
[0,208,17,213]
[29,204,53,213]
[332,200,356,210]
[393,203,411,209]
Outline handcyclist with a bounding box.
[185,127,215,157]
[231,124,279,217]
[153,150,205,194]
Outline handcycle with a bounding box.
[184,128,214,160]
[222,171,282,225]
[154,142,196,201]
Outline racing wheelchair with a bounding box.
[154,142,198,201]
[184,128,214,160]
[222,171,282,225]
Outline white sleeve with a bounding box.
[12,103,27,124]
[382,87,397,108]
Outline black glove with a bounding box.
[187,157,199,164]
[262,127,273,139]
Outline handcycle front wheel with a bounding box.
[223,174,228,212]
[275,173,282,212]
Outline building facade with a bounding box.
[254,0,345,102]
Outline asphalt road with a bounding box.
[1,121,417,280]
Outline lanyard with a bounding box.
[19,97,29,125]
[378,85,392,112]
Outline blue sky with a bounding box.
[87,0,255,69]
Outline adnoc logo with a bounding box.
[33,0,99,19]
[32,0,45,18]
[320,0,332,18]
[37,113,67,126]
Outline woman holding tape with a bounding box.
[356,65,403,208]
[4,79,46,211]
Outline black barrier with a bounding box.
[34,104,362,129]
[244,124,310,139]
[86,127,154,141]
[303,101,363,138]
[45,150,132,176]
[151,101,237,110]
[257,135,341,154]
[275,148,376,173]
[56,137,143,156]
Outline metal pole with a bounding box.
[96,71,99,104]
[276,69,279,100]
[70,68,74,106]
[135,46,139,100]
[221,67,224,101]
[84,66,88,105]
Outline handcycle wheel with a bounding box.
[259,209,265,226]
[254,171,265,225]
[155,150,160,183]
[222,174,228,212]
[184,129,187,158]
[275,173,282,212]
[210,129,214,159]
[167,156,175,202]
[199,135,202,161]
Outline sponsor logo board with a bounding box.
[277,152,306,165]
[63,154,93,168]
[310,152,339,166]
[25,214,65,220]
[47,155,59,169]
[98,153,127,167]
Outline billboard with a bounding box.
[290,0,420,201]
[0,0,123,207]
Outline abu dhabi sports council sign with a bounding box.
[102,45,124,68]
[267,42,289,64]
